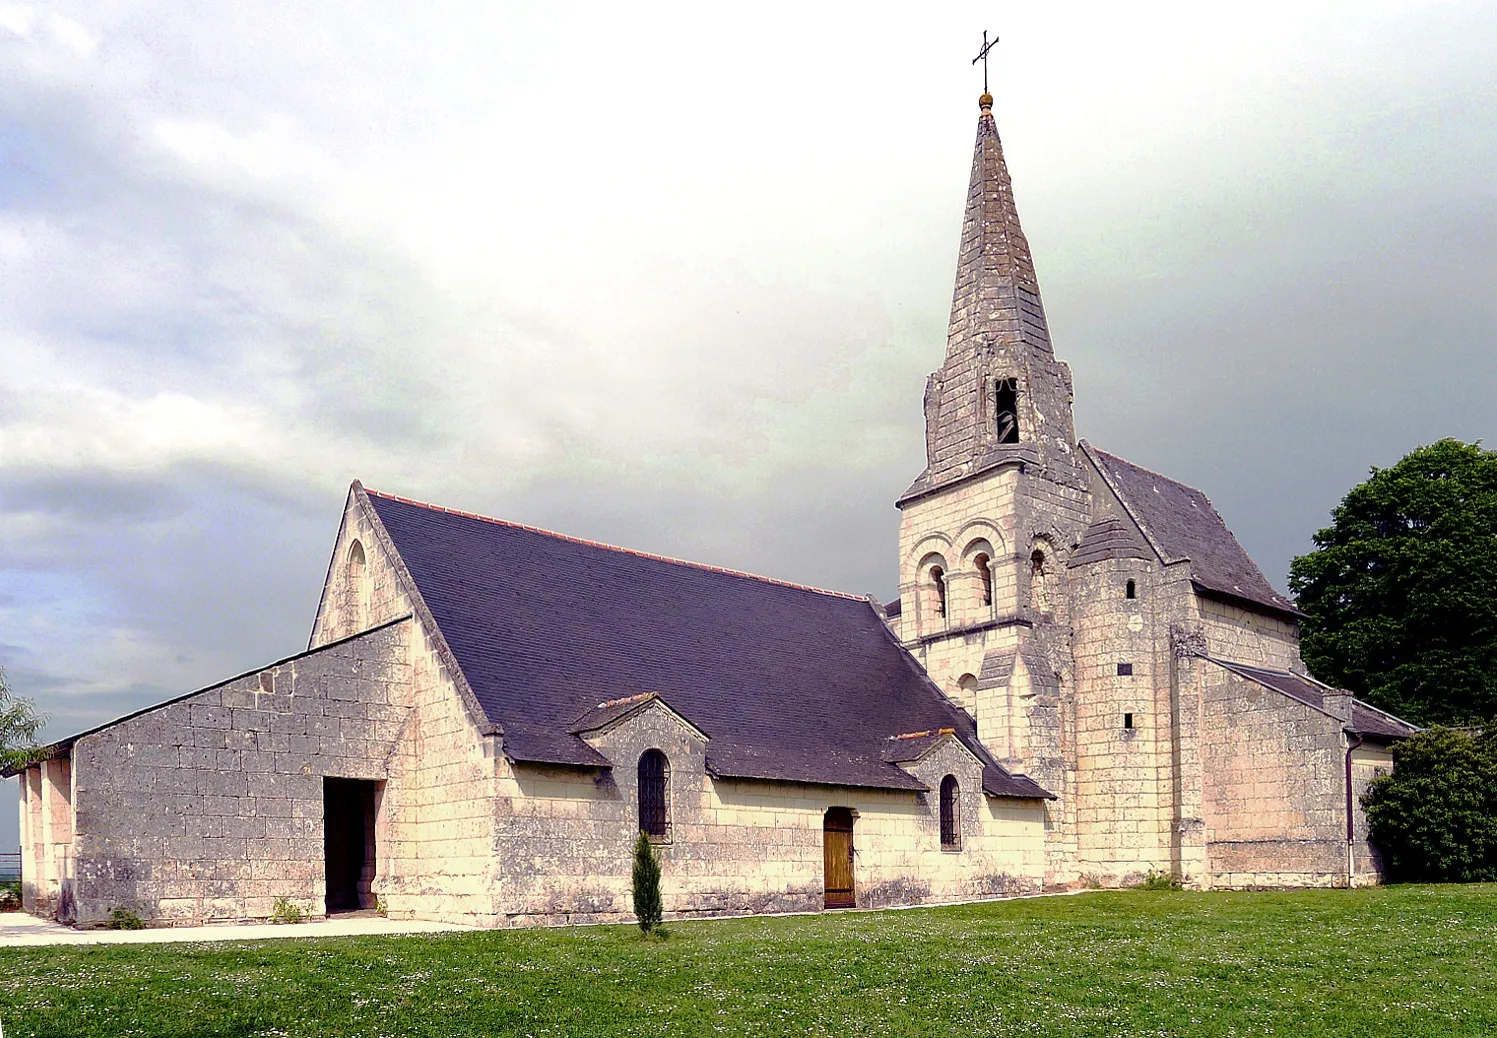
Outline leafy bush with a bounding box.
[1134,870,1182,891]
[107,908,145,930]
[0,881,21,911]
[1363,727,1497,883]
[632,831,663,934]
[271,897,306,924]
[0,666,46,773]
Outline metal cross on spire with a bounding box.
[972,30,998,96]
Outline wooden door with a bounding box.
[823,807,855,909]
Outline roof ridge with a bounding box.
[1086,443,1211,499]
[363,488,865,602]
[1078,441,1176,564]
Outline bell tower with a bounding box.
[896,90,1091,881]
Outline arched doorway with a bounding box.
[823,807,856,909]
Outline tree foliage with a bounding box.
[0,667,46,772]
[631,830,663,934]
[1363,727,1497,883]
[1289,439,1497,726]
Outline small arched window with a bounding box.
[638,750,670,839]
[1125,579,1137,600]
[939,775,961,849]
[931,566,947,618]
[974,553,993,607]
[344,540,369,633]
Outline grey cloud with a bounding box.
[0,467,187,522]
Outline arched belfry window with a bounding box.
[638,750,670,839]
[994,379,1019,444]
[931,566,947,618]
[974,553,993,607]
[939,775,961,849]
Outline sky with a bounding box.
[1,2,1493,847]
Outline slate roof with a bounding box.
[1081,442,1301,616]
[364,489,1051,799]
[1067,517,1153,568]
[1212,661,1419,742]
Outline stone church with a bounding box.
[12,92,1417,928]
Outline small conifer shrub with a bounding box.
[632,830,663,934]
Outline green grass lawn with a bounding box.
[3,886,1495,1037]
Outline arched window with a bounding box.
[344,540,369,634]
[931,566,947,617]
[974,553,993,607]
[939,775,961,849]
[993,379,1019,443]
[638,750,670,839]
[1125,579,1137,600]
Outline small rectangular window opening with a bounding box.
[994,378,1019,444]
[1123,713,1135,730]
[1117,663,1133,676]
[1125,579,1136,599]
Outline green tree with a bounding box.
[631,831,662,934]
[1363,727,1497,883]
[0,667,46,772]
[1289,439,1497,725]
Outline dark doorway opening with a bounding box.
[325,778,380,914]
[823,807,856,909]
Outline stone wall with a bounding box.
[1196,662,1349,888]
[311,489,504,925]
[1068,555,1172,883]
[486,702,1047,926]
[19,757,73,918]
[1350,742,1394,885]
[66,621,413,926]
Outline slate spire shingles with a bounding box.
[946,93,1052,359]
[899,95,1081,504]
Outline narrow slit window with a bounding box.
[1124,713,1135,730]
[994,379,1019,443]
[1125,579,1136,600]
[1117,663,1133,676]
[939,775,961,849]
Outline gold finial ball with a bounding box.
[979,92,994,110]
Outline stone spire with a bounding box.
[946,92,1052,358]
[897,94,1079,506]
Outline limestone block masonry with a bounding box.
[65,621,414,926]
